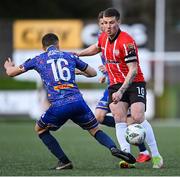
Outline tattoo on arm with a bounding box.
[128,69,137,85]
[119,69,137,94]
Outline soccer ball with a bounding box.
[125,124,146,145]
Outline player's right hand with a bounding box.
[112,90,123,104]
[98,75,106,83]
[4,57,14,69]
[98,65,106,73]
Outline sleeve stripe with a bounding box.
[123,44,128,55]
[81,64,88,71]
[126,59,137,63]
[125,56,137,62]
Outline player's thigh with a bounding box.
[131,102,145,123]
[71,100,99,130]
[129,82,146,123]
[36,104,69,132]
[109,101,129,123]
[129,82,146,107]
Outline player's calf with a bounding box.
[89,127,136,164]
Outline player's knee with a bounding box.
[95,110,106,123]
[95,114,104,123]
[88,126,100,136]
[34,124,40,133]
[132,113,144,123]
[34,124,46,134]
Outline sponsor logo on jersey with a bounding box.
[106,60,120,64]
[54,84,74,90]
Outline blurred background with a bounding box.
[0,0,180,120]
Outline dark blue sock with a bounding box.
[101,115,115,127]
[39,131,70,163]
[138,143,147,152]
[94,130,116,150]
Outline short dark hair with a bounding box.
[42,33,59,48]
[103,8,120,20]
[98,11,104,20]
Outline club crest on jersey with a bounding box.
[127,43,135,49]
[114,50,120,56]
[127,43,136,55]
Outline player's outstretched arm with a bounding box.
[112,62,138,103]
[4,57,25,77]
[78,44,101,56]
[75,67,97,78]
[83,65,97,77]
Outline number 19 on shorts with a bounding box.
[136,86,145,98]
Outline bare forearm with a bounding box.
[83,66,97,77]
[76,66,97,77]
[118,68,137,94]
[78,44,100,56]
[80,72,95,77]
[76,70,92,77]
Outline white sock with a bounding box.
[140,150,149,155]
[141,120,160,157]
[115,122,130,153]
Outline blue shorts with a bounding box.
[96,88,110,112]
[37,98,98,131]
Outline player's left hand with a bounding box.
[112,90,123,104]
[4,58,14,69]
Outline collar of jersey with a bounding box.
[109,29,121,43]
[46,45,58,52]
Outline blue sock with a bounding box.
[39,131,70,163]
[138,143,147,152]
[94,130,116,150]
[101,115,115,127]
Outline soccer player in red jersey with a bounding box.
[97,10,151,165]
[78,8,163,169]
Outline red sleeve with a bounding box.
[121,32,138,64]
[97,32,106,49]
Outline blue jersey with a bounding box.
[95,54,111,112]
[98,31,110,85]
[100,54,110,85]
[96,32,110,111]
[23,46,88,103]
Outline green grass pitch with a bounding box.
[0,119,180,176]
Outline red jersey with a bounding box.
[97,30,144,86]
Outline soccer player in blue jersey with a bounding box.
[95,11,116,128]
[4,33,136,170]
